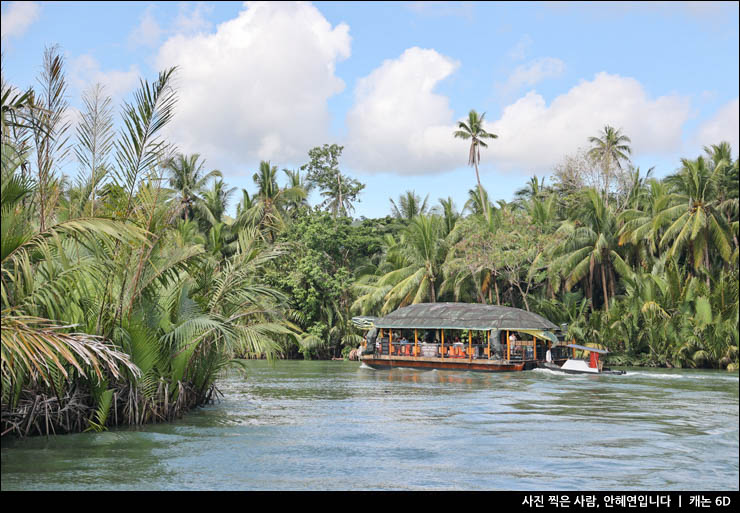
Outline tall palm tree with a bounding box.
[658,156,733,277]
[453,109,498,218]
[549,188,630,312]
[703,142,738,227]
[164,154,221,222]
[587,125,632,203]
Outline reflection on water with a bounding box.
[2,361,738,490]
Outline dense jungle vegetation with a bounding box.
[2,50,737,436]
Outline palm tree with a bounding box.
[514,175,546,204]
[453,109,498,218]
[658,156,733,278]
[282,168,311,216]
[240,161,306,242]
[587,125,632,203]
[375,215,448,313]
[549,188,631,312]
[390,190,430,221]
[436,196,460,236]
[164,154,221,222]
[463,185,493,216]
[703,142,738,229]
[196,178,236,228]
[617,175,672,266]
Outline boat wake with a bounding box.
[626,371,738,381]
[532,367,583,378]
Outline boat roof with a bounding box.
[370,303,559,331]
[566,344,609,354]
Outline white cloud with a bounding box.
[154,1,351,174]
[694,98,739,154]
[172,3,214,35]
[346,63,692,176]
[497,57,565,96]
[486,72,691,172]
[1,1,40,40]
[128,5,163,48]
[69,55,141,102]
[345,47,467,175]
[128,3,214,49]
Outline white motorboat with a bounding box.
[541,344,626,375]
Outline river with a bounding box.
[1,361,738,490]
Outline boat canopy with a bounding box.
[371,303,559,332]
[566,344,609,354]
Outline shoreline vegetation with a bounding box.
[2,49,738,437]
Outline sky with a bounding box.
[2,1,738,219]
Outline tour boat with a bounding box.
[353,303,568,372]
[540,344,626,375]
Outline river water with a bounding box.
[1,361,738,491]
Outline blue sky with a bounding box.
[2,1,738,218]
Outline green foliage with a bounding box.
[301,144,365,217]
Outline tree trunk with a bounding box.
[474,158,488,219]
[585,275,594,312]
[515,281,530,311]
[608,263,616,301]
[337,172,343,218]
[704,243,710,287]
[600,263,609,312]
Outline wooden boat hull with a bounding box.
[540,361,625,375]
[360,355,527,372]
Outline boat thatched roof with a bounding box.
[371,303,558,331]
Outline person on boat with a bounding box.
[546,347,552,363]
[509,332,519,358]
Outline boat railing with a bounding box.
[372,337,557,362]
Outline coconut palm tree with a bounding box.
[164,154,221,222]
[617,177,671,271]
[389,190,430,221]
[196,178,236,228]
[375,215,448,313]
[587,125,632,203]
[463,185,493,216]
[658,156,733,277]
[453,109,497,218]
[436,196,460,236]
[282,168,311,216]
[238,161,308,242]
[549,188,631,312]
[514,175,547,204]
[703,142,738,228]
